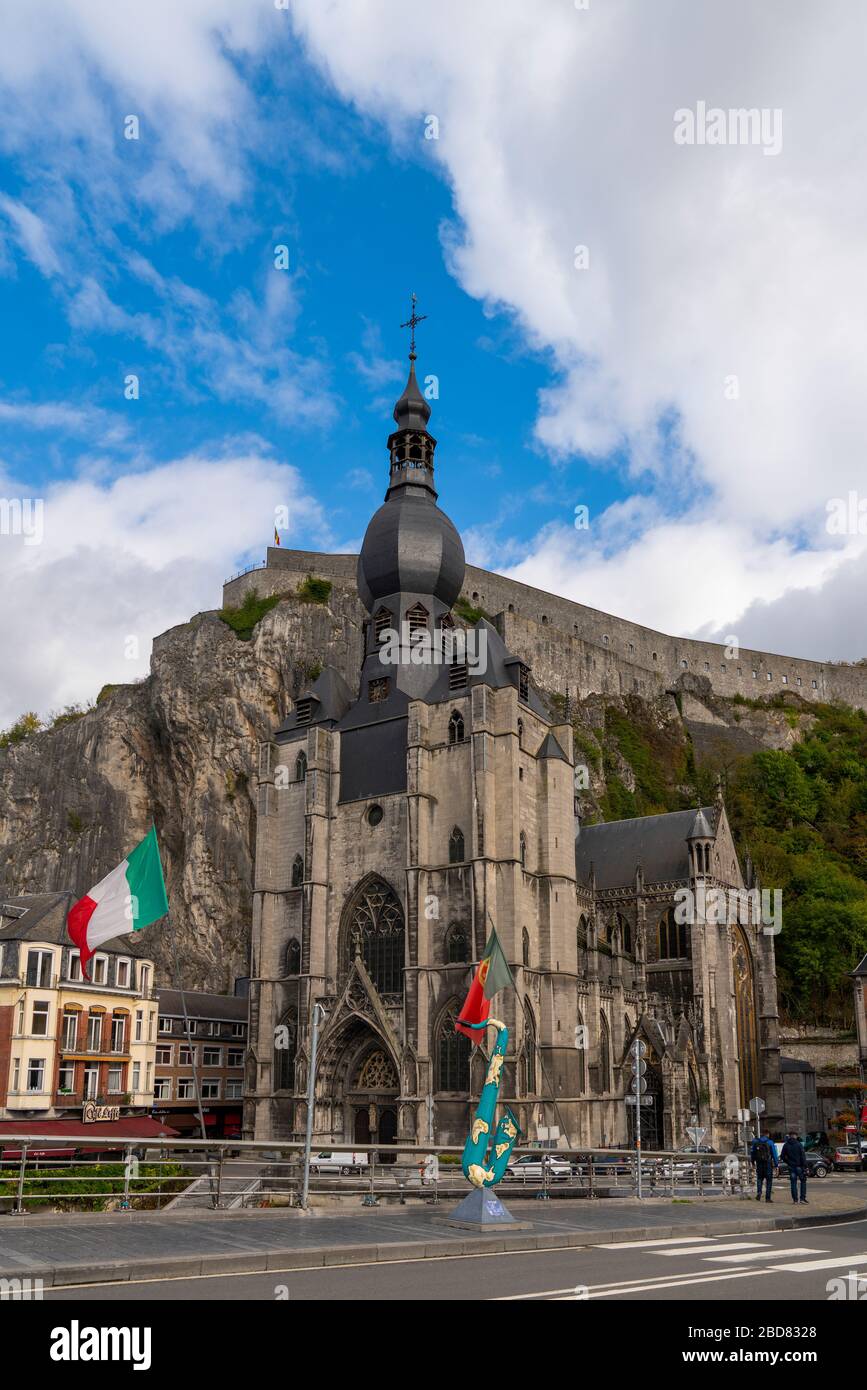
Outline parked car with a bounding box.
[778,1150,831,1179]
[831,1145,864,1172]
[309,1151,369,1175]
[505,1154,572,1182]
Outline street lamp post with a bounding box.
[300,1002,326,1211]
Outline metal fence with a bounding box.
[0,1136,755,1214]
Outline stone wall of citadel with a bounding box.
[222,547,867,712]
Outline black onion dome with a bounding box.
[357,489,465,612]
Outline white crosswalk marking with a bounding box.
[658,1241,768,1256]
[706,1247,824,1264]
[598,1236,714,1249]
[769,1252,867,1273]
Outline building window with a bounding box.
[179,1045,196,1066]
[446,923,468,963]
[158,1015,173,1034]
[86,1014,102,1051]
[91,955,107,985]
[295,698,312,724]
[448,710,465,744]
[519,831,527,868]
[58,1063,75,1093]
[154,1078,171,1100]
[107,1066,123,1094]
[62,1011,79,1050]
[25,949,52,988]
[652,651,657,662]
[367,804,384,826]
[275,1012,297,1091]
[767,672,773,681]
[155,1045,172,1066]
[368,677,390,703]
[448,663,468,690]
[448,826,465,864]
[522,927,530,967]
[658,907,688,959]
[522,1007,537,1094]
[140,965,150,996]
[177,1079,195,1100]
[232,1022,245,1038]
[286,939,301,976]
[602,634,609,646]
[811,679,817,689]
[295,750,307,781]
[226,1080,243,1100]
[373,606,393,643]
[345,877,405,994]
[203,1047,222,1067]
[291,854,304,888]
[437,1003,471,1091]
[116,958,130,988]
[406,602,429,638]
[681,659,688,669]
[111,1016,126,1052]
[31,1001,50,1036]
[597,1012,610,1093]
[228,1048,244,1068]
[131,1062,141,1092]
[27,1059,46,1092]
[518,665,529,702]
[68,951,83,982]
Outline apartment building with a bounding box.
[153,989,247,1138]
[0,894,158,1120]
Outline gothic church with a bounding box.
[244,347,782,1152]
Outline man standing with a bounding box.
[750,1133,778,1202]
[780,1131,808,1205]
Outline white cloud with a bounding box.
[0,449,327,727]
[0,195,62,277]
[286,0,867,656]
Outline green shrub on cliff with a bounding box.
[296,575,332,604]
[218,587,281,640]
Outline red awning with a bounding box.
[0,1116,179,1159]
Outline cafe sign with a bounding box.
[83,1102,121,1123]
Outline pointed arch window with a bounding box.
[576,1008,586,1093]
[449,826,465,864]
[519,831,527,868]
[275,1011,296,1092]
[448,710,465,744]
[291,854,304,888]
[597,1011,611,1093]
[522,1005,537,1095]
[286,939,301,976]
[345,876,405,995]
[522,927,530,967]
[295,750,307,782]
[658,907,688,959]
[437,1003,471,1092]
[446,923,468,963]
[616,912,632,954]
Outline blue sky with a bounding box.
[0,1,865,725]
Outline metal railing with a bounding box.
[0,1136,754,1215]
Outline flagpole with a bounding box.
[168,922,208,1143]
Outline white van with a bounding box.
[309,1151,369,1175]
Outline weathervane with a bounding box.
[400,291,427,361]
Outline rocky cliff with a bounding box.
[0,577,815,991]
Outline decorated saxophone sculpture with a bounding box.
[461,1018,522,1189]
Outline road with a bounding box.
[43,1211,867,1302]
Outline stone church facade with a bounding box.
[244,354,782,1152]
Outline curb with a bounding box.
[5,1203,864,1289]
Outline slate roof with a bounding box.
[538,730,569,762]
[574,806,716,890]
[852,952,867,978]
[0,893,151,957]
[156,988,248,1021]
[275,665,354,739]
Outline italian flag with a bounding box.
[455,927,514,1042]
[67,826,169,977]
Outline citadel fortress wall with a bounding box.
[223,546,867,712]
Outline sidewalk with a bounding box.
[1,1186,863,1288]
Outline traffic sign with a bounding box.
[631,1058,647,1076]
[686,1125,707,1146]
[749,1097,765,1116]
[626,1095,653,1106]
[630,1076,648,1094]
[634,1041,647,1057]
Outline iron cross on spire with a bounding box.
[400,292,427,361]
